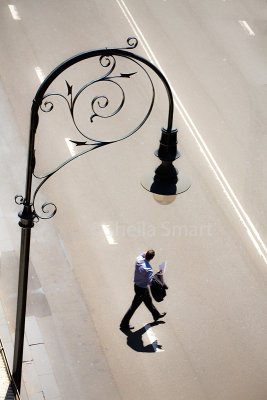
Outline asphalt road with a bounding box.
[0,1,266,399]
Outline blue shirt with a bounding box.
[134,253,154,288]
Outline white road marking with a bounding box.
[238,20,255,36]
[35,66,45,83]
[8,5,21,20]
[145,324,164,352]
[102,225,118,245]
[116,0,267,264]
[65,138,76,156]
[30,288,45,295]
[58,233,75,270]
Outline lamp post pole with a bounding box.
[12,37,190,392]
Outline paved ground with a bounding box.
[0,337,16,400]
[0,1,267,399]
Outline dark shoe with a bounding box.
[120,324,134,331]
[154,312,167,322]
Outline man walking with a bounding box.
[120,250,166,331]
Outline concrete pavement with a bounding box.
[0,1,267,399]
[0,80,121,400]
[0,79,59,400]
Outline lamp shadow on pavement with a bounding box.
[120,321,165,353]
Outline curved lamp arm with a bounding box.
[17,37,189,223]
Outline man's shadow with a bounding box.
[120,321,165,352]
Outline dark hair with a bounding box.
[145,250,155,261]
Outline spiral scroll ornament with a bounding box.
[17,38,156,221]
[15,195,24,205]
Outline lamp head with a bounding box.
[141,167,191,204]
[140,127,190,204]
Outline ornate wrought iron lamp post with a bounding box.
[12,37,190,391]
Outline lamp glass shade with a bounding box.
[141,170,191,196]
[153,194,177,205]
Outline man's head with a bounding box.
[145,250,155,261]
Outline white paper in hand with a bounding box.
[159,261,167,273]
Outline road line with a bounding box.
[35,66,45,83]
[8,5,21,20]
[58,233,75,270]
[116,0,267,264]
[102,225,118,245]
[145,324,164,352]
[65,138,76,156]
[238,20,255,36]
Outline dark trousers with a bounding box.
[121,284,160,326]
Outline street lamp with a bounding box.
[12,37,190,392]
[141,126,191,200]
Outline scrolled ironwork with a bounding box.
[40,100,54,113]
[38,52,153,144]
[41,202,57,219]
[99,53,116,72]
[15,195,24,205]
[126,36,138,49]
[16,37,174,221]
[90,80,125,122]
[31,142,106,219]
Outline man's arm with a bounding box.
[142,265,153,286]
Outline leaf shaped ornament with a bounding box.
[65,80,73,96]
